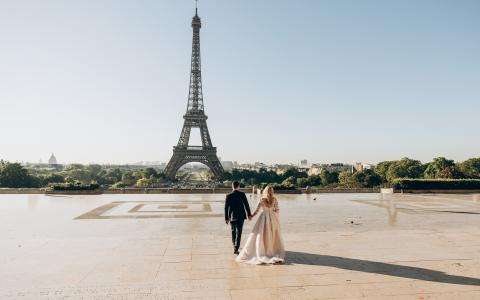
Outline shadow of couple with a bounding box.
[285,251,480,286]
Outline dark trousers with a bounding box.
[230,219,244,251]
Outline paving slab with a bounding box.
[0,193,479,299]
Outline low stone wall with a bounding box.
[303,188,380,193]
[0,188,44,194]
[105,188,215,194]
[105,188,301,194]
[394,189,480,194]
[0,187,299,195]
[3,187,479,195]
[45,190,103,195]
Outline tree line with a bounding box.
[0,157,479,189]
[225,157,480,189]
[0,161,165,188]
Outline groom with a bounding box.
[225,181,252,254]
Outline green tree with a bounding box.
[386,157,424,182]
[296,177,309,188]
[281,176,296,186]
[308,175,322,186]
[339,170,380,188]
[64,176,76,184]
[136,178,153,187]
[338,171,355,188]
[319,170,339,186]
[281,168,307,181]
[424,157,458,179]
[105,168,123,184]
[142,167,159,179]
[42,173,65,185]
[64,164,90,183]
[132,171,144,181]
[121,172,136,186]
[457,158,480,178]
[111,182,129,189]
[227,168,282,185]
[86,164,104,183]
[86,164,102,176]
[374,161,394,183]
[352,169,382,188]
[0,161,40,188]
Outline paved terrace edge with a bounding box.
[2,187,480,195]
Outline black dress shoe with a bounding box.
[234,249,239,255]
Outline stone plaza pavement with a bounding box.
[1,193,480,299]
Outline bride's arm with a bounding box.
[251,199,263,217]
[273,198,279,213]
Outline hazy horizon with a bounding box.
[1,1,479,165]
[10,156,480,167]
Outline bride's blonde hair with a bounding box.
[262,185,275,206]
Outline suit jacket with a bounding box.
[225,190,252,222]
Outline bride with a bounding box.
[235,185,285,264]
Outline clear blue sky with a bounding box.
[1,0,479,165]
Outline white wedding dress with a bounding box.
[235,197,285,264]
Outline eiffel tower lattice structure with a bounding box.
[164,7,224,180]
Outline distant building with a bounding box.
[354,162,363,172]
[354,162,372,172]
[221,161,234,171]
[308,163,353,176]
[233,162,278,172]
[325,163,352,173]
[298,167,309,173]
[273,164,296,175]
[254,162,265,168]
[48,153,58,165]
[308,165,322,176]
[300,159,308,167]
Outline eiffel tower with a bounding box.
[164,5,224,180]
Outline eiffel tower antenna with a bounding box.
[164,6,224,180]
[195,0,198,14]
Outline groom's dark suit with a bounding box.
[225,189,252,252]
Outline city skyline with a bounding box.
[1,1,479,164]
[12,154,476,168]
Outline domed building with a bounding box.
[48,153,58,166]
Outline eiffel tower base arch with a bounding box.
[164,147,224,180]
